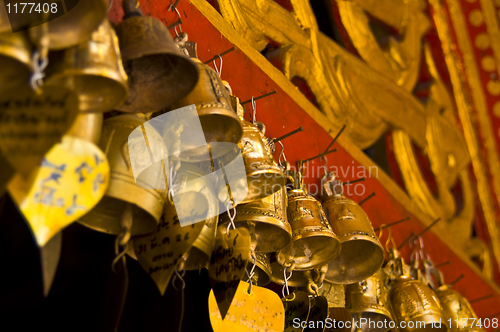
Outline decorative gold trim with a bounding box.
[478,0,500,217]
[430,0,500,279]
[189,0,500,294]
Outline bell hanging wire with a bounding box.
[246,253,257,294]
[172,263,186,332]
[374,217,410,232]
[397,218,440,250]
[203,46,236,64]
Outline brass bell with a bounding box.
[247,253,273,286]
[114,7,199,113]
[435,285,483,332]
[237,119,286,203]
[174,163,219,270]
[66,113,103,144]
[0,31,32,91]
[45,20,128,113]
[220,185,291,252]
[79,114,165,235]
[269,253,318,287]
[47,0,109,50]
[389,274,448,332]
[0,1,108,50]
[345,269,393,332]
[166,61,242,162]
[277,174,341,270]
[321,174,384,284]
[318,280,346,308]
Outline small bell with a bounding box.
[45,20,128,113]
[220,185,292,252]
[173,163,220,270]
[388,255,448,332]
[66,113,103,145]
[345,269,393,332]
[277,172,340,270]
[46,0,109,50]
[79,114,166,235]
[0,31,32,91]
[269,253,320,287]
[236,119,286,203]
[321,173,384,284]
[166,62,242,162]
[435,282,484,331]
[115,2,199,113]
[247,253,273,286]
[317,280,346,309]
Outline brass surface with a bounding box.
[67,113,103,145]
[46,0,109,50]
[78,114,165,235]
[248,252,272,286]
[318,280,345,308]
[389,275,448,332]
[277,189,340,270]
[45,20,129,113]
[0,31,32,91]
[345,270,392,332]
[322,187,384,284]
[236,119,285,203]
[168,59,242,162]
[115,16,199,113]
[220,185,292,252]
[174,163,219,271]
[435,286,484,332]
[188,0,500,291]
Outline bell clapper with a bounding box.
[111,203,133,273]
[172,260,187,332]
[28,25,49,94]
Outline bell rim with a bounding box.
[277,234,341,270]
[45,70,129,112]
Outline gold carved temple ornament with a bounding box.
[190,0,500,282]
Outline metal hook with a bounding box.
[226,204,236,234]
[212,54,223,77]
[251,96,256,124]
[167,4,183,36]
[282,265,293,298]
[358,192,376,206]
[374,217,410,232]
[278,141,287,164]
[172,263,186,332]
[246,253,257,294]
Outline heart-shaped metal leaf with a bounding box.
[8,135,109,246]
[133,198,205,295]
[209,227,250,320]
[0,86,78,176]
[209,281,285,331]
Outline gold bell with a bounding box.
[114,9,199,113]
[47,0,109,50]
[66,113,103,144]
[79,114,165,235]
[435,285,484,332]
[321,174,384,284]
[277,176,341,270]
[220,185,291,252]
[389,274,448,332]
[269,253,319,287]
[174,163,219,270]
[237,119,286,203]
[167,61,243,162]
[318,280,346,308]
[0,31,32,91]
[345,269,393,332]
[248,253,273,286]
[45,20,128,113]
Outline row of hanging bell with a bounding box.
[214,85,291,252]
